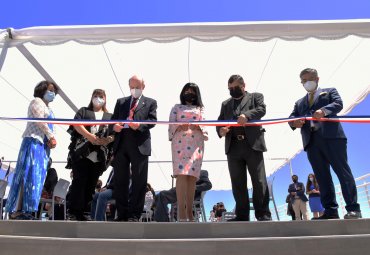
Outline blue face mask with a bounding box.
[44,90,56,102]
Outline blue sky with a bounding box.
[2,0,370,29]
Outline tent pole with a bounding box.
[0,28,11,72]
[15,44,78,112]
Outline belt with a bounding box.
[232,135,246,141]
[310,127,319,132]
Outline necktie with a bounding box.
[309,93,315,107]
[130,97,138,110]
[129,98,138,120]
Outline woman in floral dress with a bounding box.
[168,83,208,222]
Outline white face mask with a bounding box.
[92,97,105,107]
[309,177,314,182]
[130,88,142,98]
[303,80,317,92]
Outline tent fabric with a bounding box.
[2,20,370,47]
[1,20,370,190]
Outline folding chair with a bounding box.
[193,191,207,222]
[0,179,8,219]
[39,178,70,220]
[248,178,279,220]
[140,195,154,222]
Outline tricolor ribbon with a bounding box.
[1,116,370,126]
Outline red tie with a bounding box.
[129,98,138,120]
[130,97,138,110]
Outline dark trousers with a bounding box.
[227,139,271,220]
[306,132,360,214]
[113,136,149,219]
[153,188,177,222]
[69,158,101,215]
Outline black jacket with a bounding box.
[216,92,267,153]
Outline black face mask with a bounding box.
[229,86,244,98]
[292,178,298,183]
[183,93,197,103]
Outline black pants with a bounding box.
[113,136,149,219]
[153,188,177,222]
[227,139,271,220]
[69,158,101,216]
[306,132,360,214]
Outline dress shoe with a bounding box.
[257,215,272,221]
[344,211,362,219]
[67,213,87,221]
[128,217,139,222]
[227,217,249,222]
[312,213,339,220]
[114,216,128,222]
[12,212,37,220]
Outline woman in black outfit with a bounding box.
[67,89,114,221]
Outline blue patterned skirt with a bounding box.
[5,137,50,213]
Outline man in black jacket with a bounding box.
[216,74,271,221]
[288,175,308,220]
[111,75,157,222]
[153,170,212,222]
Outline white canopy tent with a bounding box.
[1,20,370,190]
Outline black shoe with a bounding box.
[114,216,128,222]
[14,213,36,220]
[312,213,339,220]
[82,215,92,221]
[227,217,249,222]
[344,211,362,219]
[67,213,86,221]
[257,215,272,221]
[128,217,139,222]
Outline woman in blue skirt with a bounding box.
[5,81,59,220]
[306,173,324,219]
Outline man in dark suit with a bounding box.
[216,74,271,221]
[288,175,309,220]
[289,68,361,219]
[153,169,212,222]
[111,75,157,222]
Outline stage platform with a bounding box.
[0,219,369,255]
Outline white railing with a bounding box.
[336,172,370,218]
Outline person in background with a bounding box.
[286,194,296,220]
[215,202,227,222]
[168,83,208,222]
[153,169,212,222]
[288,175,309,220]
[6,81,58,220]
[289,68,361,220]
[38,158,58,218]
[306,173,324,219]
[67,89,114,221]
[91,168,114,221]
[95,179,103,193]
[209,205,217,222]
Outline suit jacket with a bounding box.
[111,95,157,156]
[289,87,346,150]
[288,182,308,202]
[67,107,113,136]
[66,107,113,170]
[216,92,267,154]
